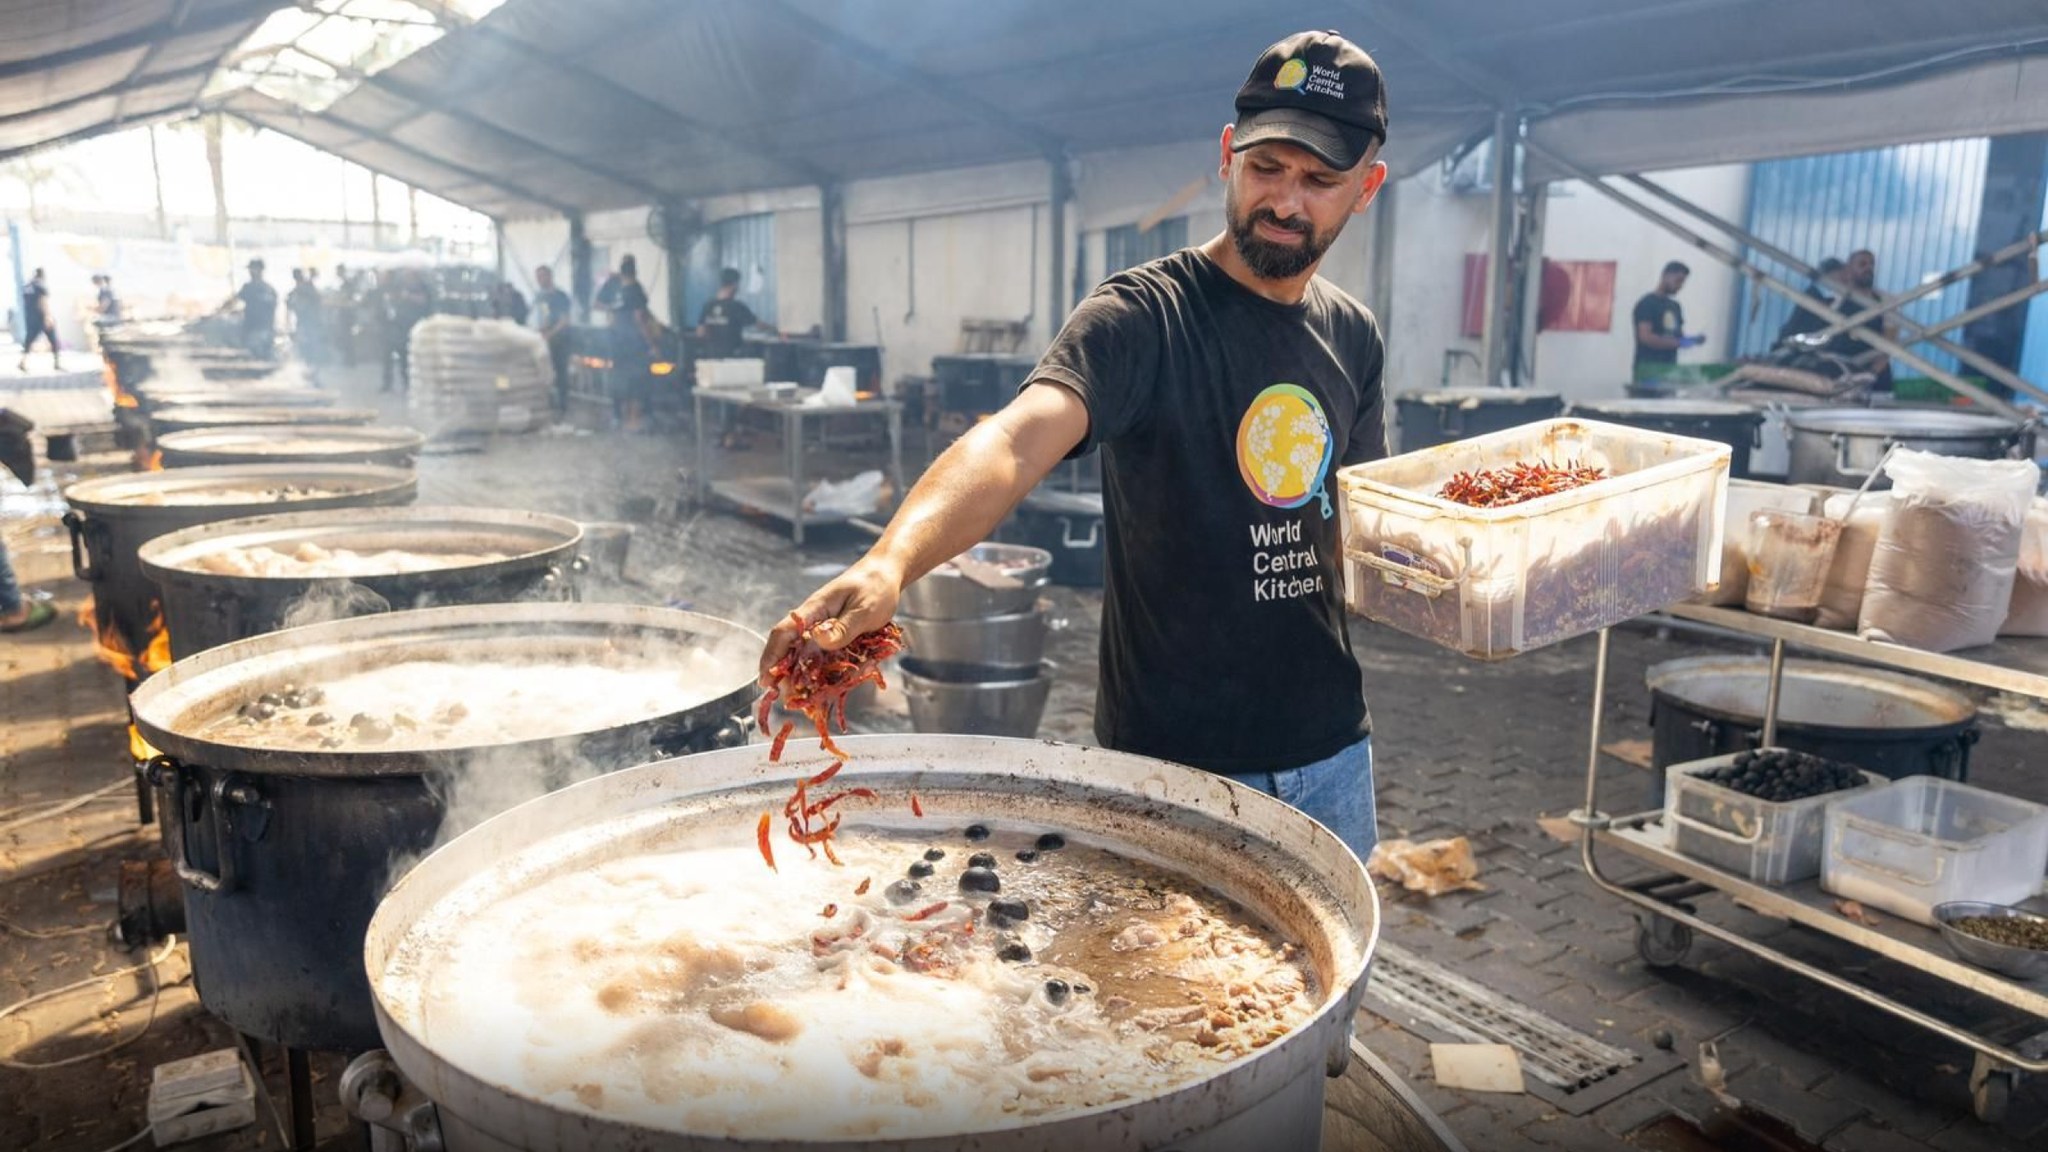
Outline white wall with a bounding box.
[498,216,571,303]
[1534,164,1750,403]
[1383,171,1495,393]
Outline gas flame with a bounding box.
[144,449,163,472]
[650,361,676,376]
[82,600,173,682]
[129,724,159,763]
[74,597,97,629]
[115,393,139,409]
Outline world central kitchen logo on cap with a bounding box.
[1274,57,1309,91]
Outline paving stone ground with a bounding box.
[2,362,2044,1150]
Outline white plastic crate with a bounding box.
[1822,777,2048,925]
[1664,754,1886,886]
[1339,419,1731,659]
[695,358,765,390]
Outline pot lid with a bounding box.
[63,463,417,515]
[1397,387,1562,405]
[154,424,425,456]
[1646,656,1976,729]
[139,506,582,581]
[130,603,763,776]
[150,405,377,426]
[1783,407,2023,437]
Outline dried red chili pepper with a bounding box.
[1438,460,1606,508]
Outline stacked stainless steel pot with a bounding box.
[897,544,1055,737]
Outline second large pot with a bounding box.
[140,506,585,659]
[1645,656,1979,805]
[129,603,764,1052]
[156,424,425,469]
[1784,407,2030,489]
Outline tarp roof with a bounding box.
[10,1,2048,217]
[0,0,286,161]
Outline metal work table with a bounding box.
[1571,611,2048,1124]
[692,386,904,545]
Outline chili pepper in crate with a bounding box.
[1438,460,1607,508]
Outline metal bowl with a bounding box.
[900,657,1054,737]
[898,600,1049,674]
[1933,902,2048,981]
[899,543,1052,619]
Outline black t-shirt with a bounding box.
[697,296,758,358]
[533,288,572,334]
[238,280,278,331]
[1632,293,1682,365]
[611,281,651,362]
[1031,248,1386,775]
[1774,285,1833,347]
[21,281,48,326]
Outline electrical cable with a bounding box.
[0,936,178,1071]
[0,779,131,835]
[85,1124,153,1152]
[0,916,101,939]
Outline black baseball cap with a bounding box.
[1233,31,1388,171]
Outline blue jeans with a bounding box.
[1228,737,1378,862]
[0,537,20,616]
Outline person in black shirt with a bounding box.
[1630,260,1702,379]
[1773,257,1845,348]
[531,266,574,415]
[763,31,1392,859]
[15,268,59,371]
[287,268,324,364]
[1837,248,1895,392]
[696,267,766,359]
[233,259,278,360]
[609,255,659,432]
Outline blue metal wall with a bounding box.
[2022,155,2048,393]
[1735,139,1989,375]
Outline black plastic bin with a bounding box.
[1395,388,1564,452]
[1002,489,1104,587]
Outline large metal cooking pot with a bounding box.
[1569,398,1766,479]
[140,507,585,659]
[130,384,334,414]
[898,603,1051,678]
[1645,656,1978,805]
[129,602,764,1052]
[898,543,1052,619]
[63,464,419,678]
[156,424,424,469]
[1783,407,2031,489]
[1396,387,1565,452]
[354,734,1378,1152]
[149,404,378,437]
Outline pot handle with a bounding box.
[542,562,582,603]
[62,511,105,583]
[1057,516,1100,551]
[1666,807,1764,846]
[149,758,267,895]
[710,710,753,749]
[1830,433,1891,479]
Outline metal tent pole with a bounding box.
[1524,139,2030,420]
[1616,172,2044,402]
[1480,110,1518,389]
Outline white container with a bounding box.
[1822,777,2048,925]
[1697,480,1817,607]
[1339,418,1731,660]
[1663,754,1886,886]
[694,357,765,390]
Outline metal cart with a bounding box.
[1570,603,2048,1123]
[692,387,904,545]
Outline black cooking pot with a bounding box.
[1570,398,1766,479]
[129,603,763,1052]
[1396,388,1565,452]
[140,507,585,659]
[1644,656,1978,806]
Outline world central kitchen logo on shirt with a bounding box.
[1236,383,1333,603]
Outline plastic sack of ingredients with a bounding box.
[1858,449,2039,652]
[2002,498,2048,637]
[1813,491,1894,631]
[1697,481,1816,607]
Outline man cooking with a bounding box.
[760,30,1391,859]
[1630,260,1705,380]
[1836,248,1895,392]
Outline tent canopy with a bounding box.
[0,0,286,161]
[9,0,2048,217]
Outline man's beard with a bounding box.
[1226,186,1339,280]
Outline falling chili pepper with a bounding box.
[756,618,908,869]
[756,812,776,872]
[910,792,924,818]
